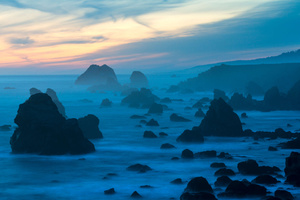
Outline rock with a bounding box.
[246,81,265,95]
[160,143,175,149]
[246,183,267,197]
[217,152,233,159]
[78,114,103,139]
[213,89,229,102]
[171,178,184,184]
[287,79,300,110]
[10,93,95,155]
[238,159,280,175]
[285,174,300,187]
[143,131,157,138]
[228,93,256,110]
[131,191,142,198]
[160,97,172,103]
[214,176,232,187]
[46,88,66,117]
[79,99,93,103]
[180,192,217,200]
[170,113,191,122]
[121,88,159,108]
[148,103,163,114]
[140,185,153,188]
[167,85,180,93]
[214,168,235,176]
[176,129,204,143]
[29,87,42,95]
[140,120,147,124]
[183,177,213,193]
[146,119,159,126]
[195,108,205,118]
[181,149,194,159]
[241,112,248,118]
[268,146,278,151]
[4,86,15,90]
[264,86,286,110]
[171,157,180,160]
[284,152,300,177]
[104,188,116,195]
[251,175,279,185]
[195,150,217,158]
[130,115,146,119]
[159,132,168,137]
[199,98,243,137]
[100,98,112,107]
[0,125,11,131]
[281,137,300,149]
[75,64,118,85]
[130,71,148,88]
[127,164,152,173]
[210,162,226,168]
[275,189,294,200]
[192,100,203,109]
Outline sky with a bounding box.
[0,0,300,74]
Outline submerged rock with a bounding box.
[170,113,191,122]
[131,191,142,198]
[251,175,279,185]
[100,98,112,107]
[160,143,175,149]
[104,188,116,195]
[210,162,226,168]
[274,189,294,200]
[130,71,148,88]
[78,114,103,139]
[171,178,184,184]
[214,168,235,176]
[195,150,217,158]
[127,164,152,173]
[10,93,95,155]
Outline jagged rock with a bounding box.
[104,188,116,195]
[146,119,159,126]
[148,103,163,114]
[121,88,159,108]
[237,159,280,175]
[160,143,175,149]
[281,137,300,149]
[46,88,66,117]
[228,93,256,110]
[127,164,152,173]
[143,131,157,138]
[192,100,203,109]
[251,175,279,185]
[214,176,232,187]
[214,168,235,176]
[195,108,205,118]
[78,114,103,139]
[284,152,300,177]
[100,98,112,107]
[199,98,243,137]
[170,113,191,122]
[210,162,226,168]
[130,71,148,88]
[275,189,294,200]
[181,149,194,159]
[0,125,11,131]
[264,86,286,110]
[131,191,142,198]
[10,93,95,155]
[176,129,204,143]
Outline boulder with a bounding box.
[159,132,168,137]
[241,112,248,118]
[195,108,205,118]
[214,168,235,176]
[10,93,95,155]
[148,103,163,114]
[184,177,213,193]
[130,71,148,88]
[160,143,175,149]
[170,113,191,122]
[143,131,157,138]
[268,146,278,151]
[171,178,184,184]
[195,150,217,158]
[78,114,103,139]
[104,188,116,195]
[146,119,159,126]
[251,175,279,185]
[284,151,300,177]
[281,137,300,149]
[275,189,294,200]
[121,88,159,108]
[214,176,232,187]
[100,98,112,107]
[127,164,152,173]
[199,98,243,137]
[176,129,204,143]
[238,159,280,175]
[181,149,194,159]
[210,162,226,168]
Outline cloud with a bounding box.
[10,37,34,45]
[0,0,24,8]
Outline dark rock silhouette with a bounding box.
[214,168,235,176]
[10,93,95,155]
[268,146,278,151]
[284,152,300,185]
[241,112,248,118]
[180,177,216,200]
[100,98,112,107]
[170,113,191,122]
[46,88,66,117]
[251,175,279,185]
[214,89,229,101]
[210,162,226,168]
[127,164,152,173]
[217,152,233,159]
[275,190,294,200]
[159,132,168,137]
[75,64,118,85]
[29,87,42,95]
[131,191,142,198]
[171,178,183,184]
[246,81,265,95]
[0,125,11,131]
[199,98,243,137]
[281,137,300,149]
[147,103,163,114]
[287,79,300,110]
[160,97,172,103]
[237,159,280,175]
[104,188,116,195]
[180,192,217,200]
[143,131,157,138]
[192,100,203,109]
[194,150,216,158]
[78,114,103,139]
[195,108,205,118]
[121,88,159,108]
[130,71,148,88]
[214,176,232,187]
[160,143,175,149]
[176,129,204,143]
[181,149,194,159]
[146,119,159,126]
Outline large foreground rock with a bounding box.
[78,114,103,139]
[10,93,95,155]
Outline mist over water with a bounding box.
[0,74,300,199]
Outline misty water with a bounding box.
[0,75,299,200]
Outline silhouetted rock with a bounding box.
[121,88,159,108]
[140,185,153,188]
[127,164,152,173]
[285,174,300,187]
[281,137,300,149]
[251,175,279,185]
[104,188,116,195]
[195,150,217,158]
[29,88,42,95]
[199,98,243,137]
[241,112,248,118]
[268,146,278,151]
[170,113,191,122]
[287,79,300,110]
[0,125,11,131]
[246,81,265,95]
[75,64,118,85]
[159,132,168,137]
[10,93,95,155]
[130,115,146,119]
[214,168,235,176]
[181,177,216,199]
[146,119,159,126]
[192,100,203,109]
[160,143,175,149]
[217,152,233,159]
[195,108,205,118]
[228,93,256,110]
[176,129,204,143]
[180,192,217,200]
[143,131,157,138]
[46,88,66,117]
[238,159,280,175]
[160,97,172,103]
[148,103,163,114]
[181,149,194,159]
[275,189,294,200]
[214,176,232,187]
[130,71,148,88]
[100,98,112,107]
[78,114,103,139]
[131,191,142,198]
[210,162,226,168]
[214,89,229,101]
[171,178,183,184]
[284,152,300,177]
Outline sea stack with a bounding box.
[130,71,148,88]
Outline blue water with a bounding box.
[0,74,299,199]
